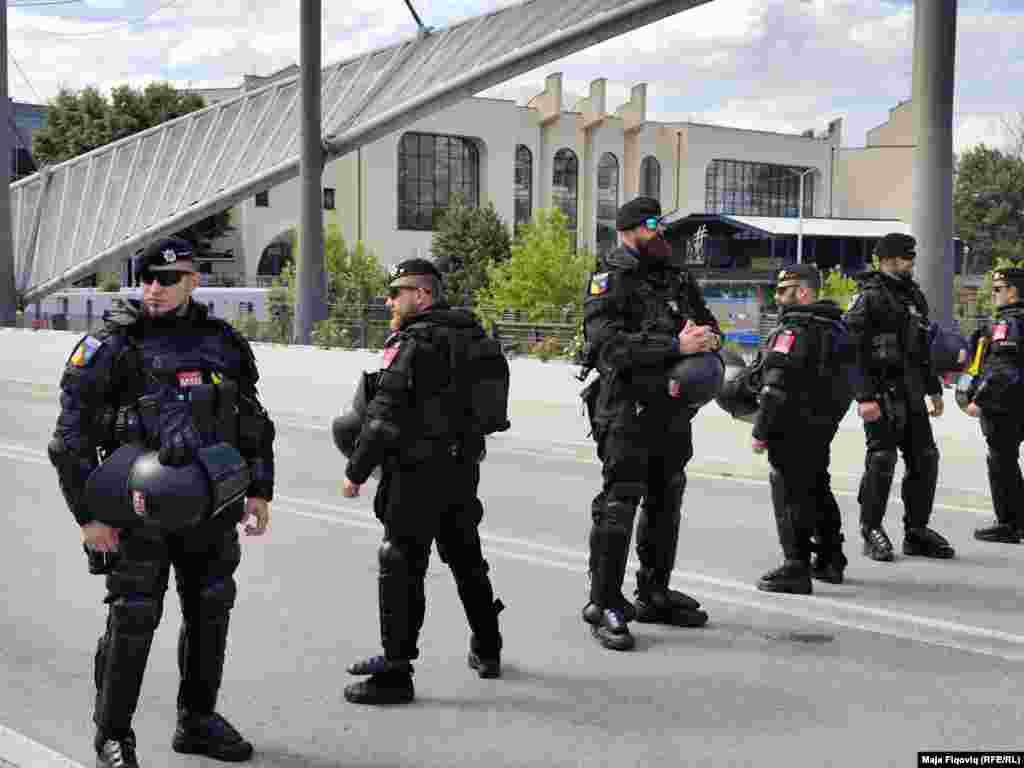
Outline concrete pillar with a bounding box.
[911,0,957,328]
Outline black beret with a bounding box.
[615,196,662,232]
[991,268,1024,289]
[776,264,821,291]
[874,232,916,261]
[389,258,442,285]
[134,236,197,275]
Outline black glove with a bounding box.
[157,399,201,466]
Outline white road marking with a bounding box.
[0,725,86,768]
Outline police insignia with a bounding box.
[69,335,103,368]
[590,272,609,296]
[772,330,796,354]
[993,323,1008,342]
[382,341,402,368]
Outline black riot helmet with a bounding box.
[84,442,251,532]
[666,351,725,409]
[929,322,969,375]
[715,348,760,423]
[331,371,373,458]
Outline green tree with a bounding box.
[432,197,512,307]
[819,267,858,310]
[475,207,591,328]
[323,223,388,308]
[953,145,1024,275]
[32,83,228,273]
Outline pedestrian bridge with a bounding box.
[11,0,710,304]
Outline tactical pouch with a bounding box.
[137,394,162,448]
[114,406,144,445]
[872,333,903,366]
[187,383,217,437]
[196,443,252,516]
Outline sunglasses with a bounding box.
[387,285,420,299]
[140,271,188,287]
[643,217,663,231]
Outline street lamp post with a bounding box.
[790,167,815,265]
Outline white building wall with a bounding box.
[678,122,837,218]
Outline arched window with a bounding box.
[552,148,578,240]
[258,238,294,277]
[596,153,619,258]
[514,145,532,234]
[398,132,479,230]
[640,156,661,201]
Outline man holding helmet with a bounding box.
[750,265,854,593]
[48,237,275,767]
[579,196,721,651]
[960,267,1024,544]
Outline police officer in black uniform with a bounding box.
[751,265,853,593]
[48,237,275,767]
[962,268,1024,544]
[580,197,720,651]
[844,232,954,562]
[341,259,504,705]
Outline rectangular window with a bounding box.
[705,160,814,217]
[255,190,269,207]
[323,187,335,210]
[397,132,479,231]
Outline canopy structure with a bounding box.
[11,0,711,303]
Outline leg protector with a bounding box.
[769,469,808,562]
[635,470,685,574]
[987,447,1023,528]
[377,539,424,662]
[901,445,939,530]
[94,596,161,737]
[454,563,503,660]
[176,577,235,716]
[586,497,635,610]
[859,448,897,529]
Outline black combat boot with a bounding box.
[344,656,415,705]
[95,729,139,768]
[172,712,253,762]
[903,526,955,558]
[862,526,895,561]
[973,521,1022,544]
[811,550,848,584]
[584,606,635,651]
[633,569,708,626]
[757,560,813,594]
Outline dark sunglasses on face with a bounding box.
[643,217,662,231]
[140,270,187,287]
[387,285,420,299]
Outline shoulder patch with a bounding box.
[68,335,104,368]
[772,330,797,355]
[589,272,610,296]
[382,340,402,368]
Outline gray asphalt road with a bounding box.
[1,332,1022,767]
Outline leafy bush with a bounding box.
[432,197,512,306]
[312,317,351,348]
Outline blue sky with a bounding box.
[7,0,1022,153]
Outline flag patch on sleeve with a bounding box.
[382,342,402,368]
[69,335,104,368]
[772,330,796,354]
[589,272,609,296]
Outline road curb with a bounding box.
[0,726,86,768]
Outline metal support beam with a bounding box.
[0,3,17,325]
[912,0,957,328]
[295,0,326,345]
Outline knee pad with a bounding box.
[197,577,236,620]
[109,595,161,635]
[603,498,637,530]
[378,539,410,576]
[866,449,897,476]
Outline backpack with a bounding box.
[449,326,511,436]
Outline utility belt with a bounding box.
[394,435,482,467]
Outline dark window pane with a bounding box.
[396,132,480,230]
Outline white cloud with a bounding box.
[6,0,1022,163]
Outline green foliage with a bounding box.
[475,208,591,330]
[266,263,296,343]
[312,317,352,348]
[953,145,1024,275]
[323,223,388,309]
[820,267,859,310]
[98,272,122,292]
[32,83,228,254]
[432,197,512,306]
[34,82,205,166]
